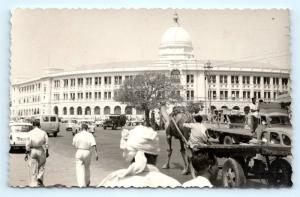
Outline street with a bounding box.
[9,126,266,187]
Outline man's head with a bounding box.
[191,151,218,182]
[120,125,160,164]
[194,115,203,123]
[81,123,89,131]
[251,97,256,104]
[32,119,40,128]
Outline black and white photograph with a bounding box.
[9,9,292,188]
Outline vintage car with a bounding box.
[103,115,127,130]
[63,119,81,135]
[9,122,33,150]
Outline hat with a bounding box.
[120,125,160,155]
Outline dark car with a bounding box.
[103,115,127,130]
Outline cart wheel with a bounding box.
[223,136,233,145]
[222,158,246,187]
[267,159,292,187]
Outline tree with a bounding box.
[186,101,203,114]
[114,72,183,126]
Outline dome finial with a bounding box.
[173,12,179,25]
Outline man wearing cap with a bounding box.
[98,125,181,188]
[72,123,98,187]
[25,120,49,187]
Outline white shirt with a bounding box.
[99,164,181,188]
[72,130,96,150]
[182,176,213,188]
[250,103,259,118]
[183,123,208,148]
[26,127,49,151]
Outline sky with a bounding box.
[10,9,290,80]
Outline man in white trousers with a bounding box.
[25,120,49,187]
[72,123,98,187]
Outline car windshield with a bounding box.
[269,116,291,125]
[228,115,246,124]
[11,125,31,133]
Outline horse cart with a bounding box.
[197,144,292,187]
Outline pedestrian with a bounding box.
[98,125,181,188]
[249,97,259,135]
[72,123,98,187]
[25,120,49,187]
[183,115,210,150]
[182,151,218,188]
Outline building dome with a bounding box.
[160,26,192,47]
[159,13,194,61]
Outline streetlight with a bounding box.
[204,60,213,117]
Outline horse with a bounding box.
[160,105,194,175]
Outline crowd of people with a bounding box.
[24,114,218,188]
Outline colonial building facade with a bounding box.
[10,15,290,120]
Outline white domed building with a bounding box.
[10,14,290,120]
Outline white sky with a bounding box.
[10,9,290,80]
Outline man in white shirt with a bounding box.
[98,125,181,188]
[72,123,98,187]
[25,120,49,187]
[182,151,218,188]
[249,97,259,134]
[183,115,209,149]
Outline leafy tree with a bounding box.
[114,72,183,126]
[186,101,203,114]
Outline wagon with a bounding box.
[196,144,292,187]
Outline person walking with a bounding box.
[72,123,98,187]
[98,125,181,188]
[25,120,49,187]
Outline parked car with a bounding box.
[64,119,81,135]
[103,115,126,130]
[9,122,33,151]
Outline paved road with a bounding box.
[9,126,266,187]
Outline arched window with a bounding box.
[171,69,181,83]
[63,107,67,115]
[125,106,133,115]
[53,106,59,115]
[221,106,228,110]
[85,106,91,115]
[233,106,240,110]
[104,106,110,115]
[77,107,82,115]
[70,107,74,115]
[114,106,121,115]
[94,106,100,115]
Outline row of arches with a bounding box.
[53,106,143,116]
[210,105,250,114]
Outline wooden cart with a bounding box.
[197,144,292,187]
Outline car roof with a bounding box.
[10,122,32,126]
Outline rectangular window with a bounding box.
[114,76,122,85]
[264,77,270,85]
[186,74,194,83]
[220,75,227,84]
[78,78,83,86]
[104,76,112,85]
[273,77,279,85]
[54,80,60,88]
[242,76,250,84]
[231,76,239,84]
[253,76,261,85]
[104,92,108,100]
[282,78,289,86]
[63,79,68,87]
[71,78,76,87]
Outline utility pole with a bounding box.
[204,60,213,117]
